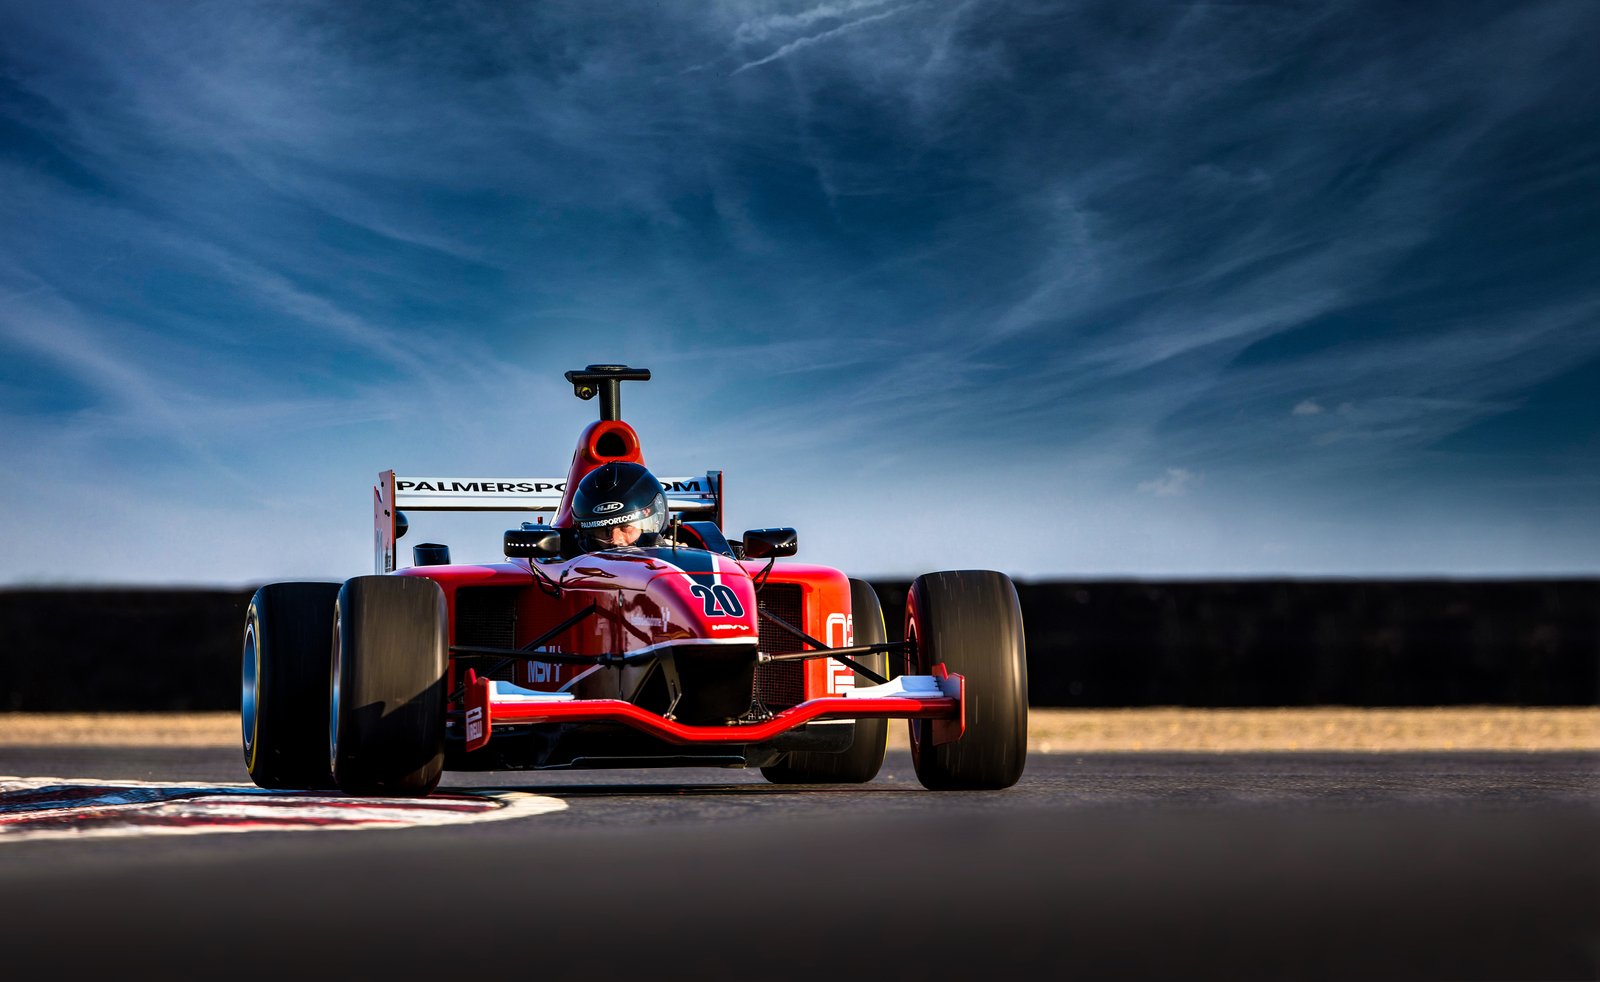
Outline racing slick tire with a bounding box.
[760,578,889,784]
[330,575,448,796]
[243,582,341,790]
[905,570,1027,791]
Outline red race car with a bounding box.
[242,365,1026,795]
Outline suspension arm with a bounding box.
[757,609,893,685]
[756,641,907,663]
[449,645,662,669]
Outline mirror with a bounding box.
[505,527,563,560]
[742,527,797,559]
[412,542,451,566]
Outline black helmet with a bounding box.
[571,462,669,552]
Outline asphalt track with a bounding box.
[1,748,1596,980]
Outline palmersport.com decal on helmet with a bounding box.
[580,506,656,528]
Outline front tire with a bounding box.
[906,570,1027,790]
[761,578,889,784]
[243,582,341,790]
[330,576,447,796]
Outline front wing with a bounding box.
[461,670,965,753]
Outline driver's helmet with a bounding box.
[571,462,669,552]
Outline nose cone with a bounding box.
[644,557,758,647]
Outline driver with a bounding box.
[570,461,670,552]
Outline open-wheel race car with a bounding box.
[242,365,1027,795]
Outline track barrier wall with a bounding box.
[1,580,1596,711]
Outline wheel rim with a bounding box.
[241,620,260,768]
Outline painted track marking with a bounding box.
[0,776,565,843]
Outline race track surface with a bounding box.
[2,748,1596,980]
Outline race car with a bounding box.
[242,365,1027,795]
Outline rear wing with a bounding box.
[373,470,722,573]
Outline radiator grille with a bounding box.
[454,588,518,679]
[754,583,806,709]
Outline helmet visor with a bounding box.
[577,491,668,551]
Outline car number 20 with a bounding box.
[689,583,745,618]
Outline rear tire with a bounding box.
[906,570,1027,790]
[761,578,889,784]
[243,582,340,790]
[330,576,447,796]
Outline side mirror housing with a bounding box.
[412,542,450,566]
[742,527,797,559]
[505,526,563,560]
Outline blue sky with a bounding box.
[1,0,1596,585]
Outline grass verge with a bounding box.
[0,708,1595,752]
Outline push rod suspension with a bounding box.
[449,646,653,667]
[757,609,891,685]
[448,603,607,700]
[757,640,905,663]
[448,602,599,662]
[518,603,599,654]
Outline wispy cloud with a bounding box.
[731,3,925,74]
[732,0,904,45]
[1137,468,1201,497]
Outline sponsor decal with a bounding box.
[0,777,565,843]
[527,661,562,684]
[585,514,640,530]
[828,660,858,694]
[625,610,667,632]
[594,501,625,514]
[826,613,850,648]
[397,480,566,494]
[582,509,649,528]
[394,478,708,495]
[825,616,857,694]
